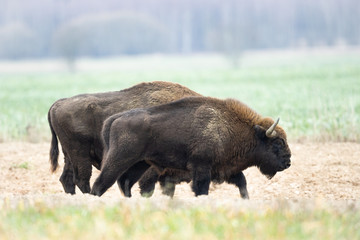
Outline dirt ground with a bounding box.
[0,142,359,208]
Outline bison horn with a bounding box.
[266,117,280,138]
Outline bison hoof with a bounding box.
[64,188,76,195]
[78,184,91,194]
[90,188,101,197]
[90,182,106,197]
[240,188,249,199]
[141,191,154,198]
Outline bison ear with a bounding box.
[254,125,267,140]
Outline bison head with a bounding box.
[252,118,291,179]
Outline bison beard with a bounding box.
[47,81,201,195]
[91,96,291,197]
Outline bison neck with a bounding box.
[210,138,258,182]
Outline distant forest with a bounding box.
[0,0,359,60]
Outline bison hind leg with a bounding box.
[91,154,142,197]
[75,177,91,194]
[72,160,92,194]
[140,185,155,198]
[139,166,159,198]
[117,161,151,197]
[59,158,76,194]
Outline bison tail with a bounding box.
[48,109,59,172]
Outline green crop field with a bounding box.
[1,50,359,142]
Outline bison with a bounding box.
[91,96,291,197]
[48,81,201,195]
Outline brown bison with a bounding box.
[91,96,291,197]
[48,81,201,195]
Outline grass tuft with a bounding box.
[10,162,30,170]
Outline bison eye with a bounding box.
[274,138,285,146]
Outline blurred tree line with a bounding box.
[0,0,359,62]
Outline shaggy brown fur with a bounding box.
[91,96,291,197]
[48,81,201,194]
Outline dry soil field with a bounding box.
[0,141,359,208]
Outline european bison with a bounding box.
[48,81,201,195]
[91,96,291,197]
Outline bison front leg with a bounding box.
[227,172,249,199]
[159,176,176,197]
[191,166,211,197]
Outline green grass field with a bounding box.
[1,50,359,142]
[1,198,359,240]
